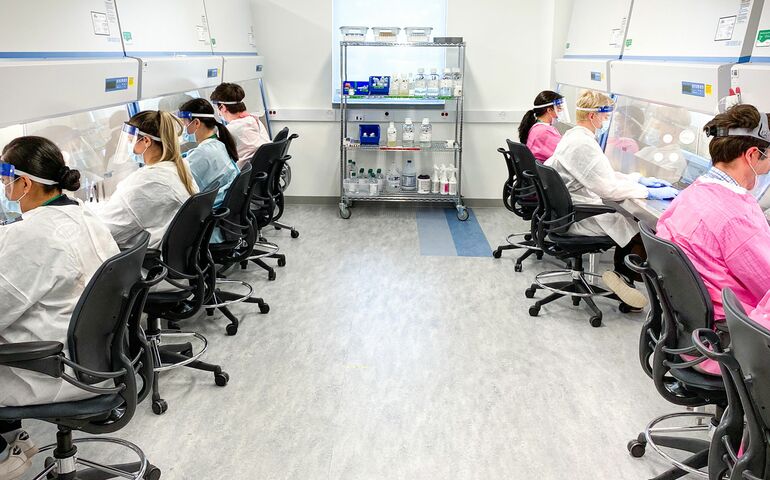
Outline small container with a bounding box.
[359,124,381,145]
[405,27,433,43]
[417,175,431,194]
[368,76,390,95]
[340,26,369,42]
[373,27,401,43]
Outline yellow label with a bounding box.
[705,84,713,95]
[128,77,135,87]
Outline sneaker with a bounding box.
[602,270,648,309]
[10,431,37,459]
[0,446,31,480]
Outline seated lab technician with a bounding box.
[95,110,198,249]
[545,90,679,308]
[209,82,270,169]
[657,104,770,323]
[517,90,567,163]
[0,137,119,479]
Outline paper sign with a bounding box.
[609,29,622,47]
[91,11,110,36]
[715,16,737,42]
[196,25,207,42]
[757,29,770,47]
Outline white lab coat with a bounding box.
[93,160,198,249]
[545,126,648,246]
[0,201,120,406]
[226,115,270,169]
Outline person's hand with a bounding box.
[639,176,672,187]
[647,186,679,200]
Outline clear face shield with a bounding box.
[0,162,22,225]
[534,97,570,125]
[110,123,160,168]
[176,110,221,153]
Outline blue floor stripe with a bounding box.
[416,208,457,256]
[444,208,492,257]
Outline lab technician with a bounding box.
[95,110,198,249]
[546,90,679,309]
[210,83,270,169]
[518,90,566,162]
[0,137,119,479]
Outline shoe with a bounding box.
[602,270,648,309]
[10,431,37,459]
[0,446,31,480]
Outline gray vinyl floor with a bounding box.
[24,204,703,479]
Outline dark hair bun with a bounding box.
[59,167,81,191]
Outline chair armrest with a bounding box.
[574,204,617,222]
[0,341,62,363]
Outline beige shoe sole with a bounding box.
[602,271,648,309]
[0,448,32,480]
[11,432,38,459]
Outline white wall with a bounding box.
[251,0,569,200]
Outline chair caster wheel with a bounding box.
[627,440,646,458]
[514,263,523,272]
[572,296,581,306]
[525,287,536,298]
[45,457,57,479]
[528,305,540,317]
[152,399,168,415]
[226,323,238,336]
[144,464,162,480]
[339,206,351,219]
[524,234,532,241]
[291,230,299,239]
[536,252,544,260]
[590,315,602,327]
[619,303,632,314]
[259,303,270,314]
[268,271,276,281]
[493,249,502,259]
[215,371,230,387]
[278,258,286,267]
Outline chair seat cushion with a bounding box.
[0,394,122,421]
[146,290,191,304]
[548,232,616,249]
[670,366,725,391]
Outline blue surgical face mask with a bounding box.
[182,122,198,144]
[644,128,662,146]
[593,116,610,139]
[1,178,24,218]
[131,142,148,166]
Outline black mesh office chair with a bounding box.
[246,138,290,280]
[0,231,165,479]
[271,130,300,238]
[692,289,770,480]
[523,163,625,327]
[142,187,230,415]
[624,222,726,480]
[492,140,542,271]
[206,164,269,336]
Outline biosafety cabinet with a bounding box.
[731,0,770,111]
[553,0,633,125]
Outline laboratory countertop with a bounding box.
[605,198,671,227]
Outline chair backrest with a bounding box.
[639,222,714,347]
[160,186,218,277]
[68,231,149,385]
[534,162,574,233]
[217,164,253,244]
[723,289,770,431]
[497,146,515,211]
[249,138,289,179]
[281,132,299,157]
[506,140,540,220]
[272,126,289,143]
[507,139,538,178]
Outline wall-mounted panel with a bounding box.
[554,58,610,92]
[221,56,264,82]
[116,0,212,55]
[0,58,139,127]
[563,0,633,58]
[750,0,770,60]
[205,0,258,54]
[138,57,223,99]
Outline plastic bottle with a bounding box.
[452,68,463,97]
[376,168,385,192]
[419,118,432,147]
[439,164,449,195]
[387,122,397,147]
[389,74,400,96]
[349,171,357,193]
[427,68,440,98]
[440,68,453,97]
[401,159,417,191]
[399,73,410,96]
[448,166,458,195]
[408,73,415,97]
[387,161,401,193]
[431,164,440,193]
[402,118,415,146]
[369,171,379,196]
[358,168,368,193]
[347,159,354,178]
[414,68,427,97]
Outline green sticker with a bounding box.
[757,29,770,47]
[123,31,132,41]
[625,38,633,47]
[211,38,216,46]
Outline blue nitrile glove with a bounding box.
[647,186,680,200]
[639,176,672,187]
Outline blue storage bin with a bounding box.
[359,124,381,145]
[368,76,390,95]
[343,80,370,96]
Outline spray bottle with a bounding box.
[439,164,449,195]
[431,164,440,193]
[448,166,458,195]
